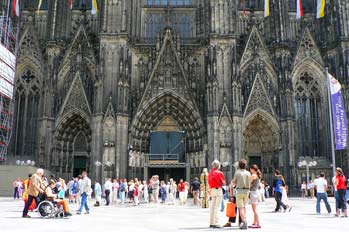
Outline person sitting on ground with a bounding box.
[46,180,72,217]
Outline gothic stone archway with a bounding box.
[51,111,92,179]
[242,110,280,183]
[131,92,205,180]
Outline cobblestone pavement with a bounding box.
[0,197,348,232]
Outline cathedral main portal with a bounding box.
[130,92,204,182]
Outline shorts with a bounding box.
[236,193,249,208]
[249,191,260,204]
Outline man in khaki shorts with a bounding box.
[232,159,251,230]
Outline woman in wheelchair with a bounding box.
[44,180,72,217]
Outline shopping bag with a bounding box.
[226,201,236,218]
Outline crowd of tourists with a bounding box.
[91,175,198,206]
[207,159,349,230]
[17,170,205,218]
[13,160,349,230]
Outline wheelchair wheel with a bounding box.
[37,201,55,218]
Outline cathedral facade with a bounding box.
[9,0,349,190]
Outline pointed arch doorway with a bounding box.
[243,110,280,183]
[148,116,186,182]
[52,111,92,179]
[73,131,89,177]
[131,92,205,182]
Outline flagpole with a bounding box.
[326,67,337,178]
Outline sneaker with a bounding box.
[223,222,232,227]
[64,212,72,217]
[22,215,31,218]
[240,221,248,230]
[84,211,89,214]
[76,211,81,215]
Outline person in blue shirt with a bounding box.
[160,181,167,203]
[273,170,288,212]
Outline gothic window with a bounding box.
[13,69,41,158]
[294,72,321,157]
[288,0,315,12]
[145,12,194,38]
[147,0,191,6]
[144,1,195,39]
[22,0,48,10]
[239,0,264,10]
[74,132,88,152]
[241,66,256,109]
[80,70,94,109]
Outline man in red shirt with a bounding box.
[208,160,226,228]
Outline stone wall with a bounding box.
[0,166,51,197]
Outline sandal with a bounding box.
[248,224,257,228]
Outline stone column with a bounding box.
[116,114,129,178]
[186,162,191,183]
[207,115,220,163]
[91,114,103,181]
[232,116,243,163]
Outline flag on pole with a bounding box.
[296,0,304,19]
[328,73,348,150]
[316,0,326,19]
[242,0,246,17]
[264,0,270,17]
[37,0,43,15]
[14,0,20,17]
[70,0,73,10]
[91,0,98,15]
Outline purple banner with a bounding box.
[332,91,348,150]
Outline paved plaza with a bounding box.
[0,197,348,232]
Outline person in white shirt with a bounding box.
[301,182,307,198]
[103,178,113,206]
[77,175,83,205]
[314,172,331,214]
[77,171,91,214]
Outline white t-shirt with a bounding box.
[314,177,327,193]
[104,181,113,191]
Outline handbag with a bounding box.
[226,201,236,218]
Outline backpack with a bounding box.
[120,183,126,192]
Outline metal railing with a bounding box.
[148,154,179,161]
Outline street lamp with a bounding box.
[298,160,317,185]
[95,160,114,182]
[16,160,35,166]
[95,160,113,168]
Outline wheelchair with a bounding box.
[37,198,64,218]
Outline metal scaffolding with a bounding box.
[0,0,16,162]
